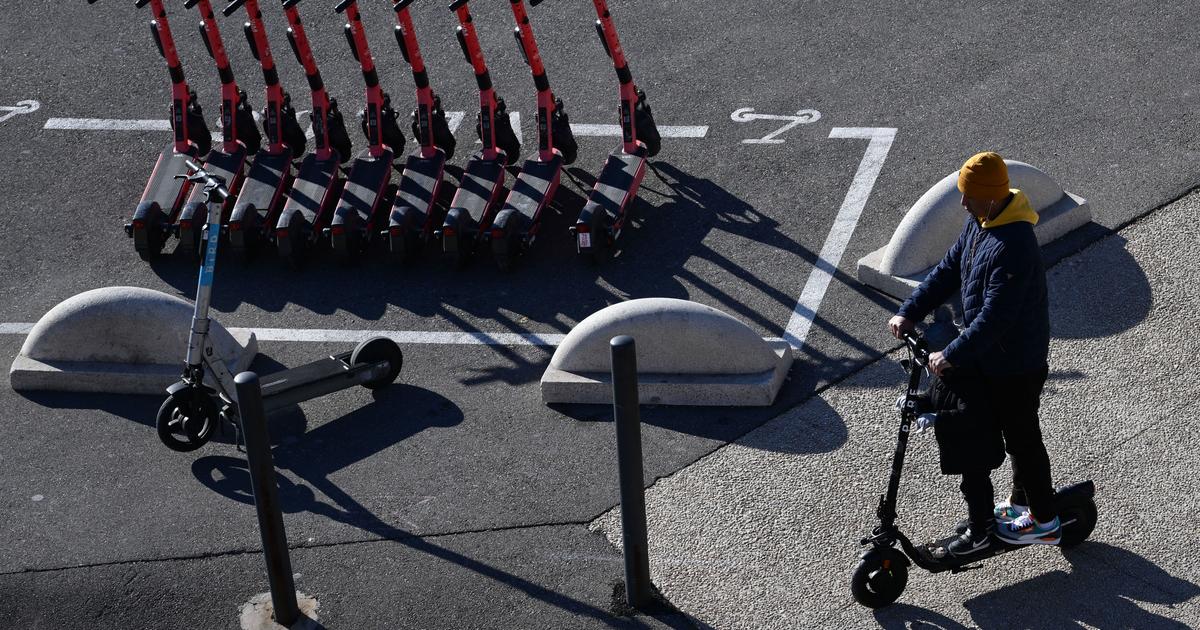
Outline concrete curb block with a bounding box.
[857,160,1093,299]
[9,286,257,394]
[540,298,792,406]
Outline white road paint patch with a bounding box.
[730,107,821,144]
[0,323,34,334]
[32,494,44,502]
[1,100,40,124]
[569,123,709,138]
[43,118,171,131]
[783,127,897,350]
[446,110,466,134]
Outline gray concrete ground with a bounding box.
[592,191,1200,628]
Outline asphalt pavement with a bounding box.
[1,0,1198,627]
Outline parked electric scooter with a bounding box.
[488,0,579,271]
[90,0,212,260]
[568,0,661,264]
[156,161,403,453]
[850,331,1098,608]
[274,0,355,269]
[384,0,458,264]
[177,0,263,260]
[221,0,308,263]
[441,0,522,269]
[328,0,407,264]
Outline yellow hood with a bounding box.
[980,189,1039,228]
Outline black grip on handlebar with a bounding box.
[333,0,355,13]
[198,23,216,59]
[286,28,303,64]
[393,25,411,63]
[448,0,469,11]
[184,0,201,10]
[150,21,166,58]
[342,23,359,60]
[242,22,261,60]
[135,0,152,7]
[223,0,248,17]
[529,0,546,6]
[594,20,611,58]
[454,26,470,63]
[513,28,529,65]
[394,0,416,10]
[282,0,303,8]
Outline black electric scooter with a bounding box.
[222,0,308,263]
[568,0,661,264]
[851,331,1099,608]
[328,0,407,265]
[384,0,458,264]
[274,0,355,269]
[156,161,403,453]
[441,0,522,269]
[177,0,263,260]
[90,0,212,261]
[488,0,579,271]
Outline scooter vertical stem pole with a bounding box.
[234,0,286,152]
[610,335,653,610]
[509,0,555,161]
[591,0,639,154]
[234,371,301,628]
[452,3,501,161]
[193,0,245,152]
[283,1,334,159]
[185,170,225,368]
[146,0,197,154]
[341,2,388,158]
[393,4,436,157]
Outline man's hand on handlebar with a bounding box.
[928,351,952,377]
[888,314,915,339]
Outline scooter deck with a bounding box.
[448,154,506,227]
[916,533,1025,570]
[235,150,292,219]
[501,155,562,225]
[187,147,248,218]
[393,152,446,218]
[278,153,340,229]
[141,147,196,221]
[259,350,367,413]
[585,145,647,221]
[334,150,394,226]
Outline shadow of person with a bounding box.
[963,542,1200,629]
[872,602,972,630]
[1048,235,1152,340]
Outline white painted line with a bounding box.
[43,118,171,131]
[238,327,566,346]
[1,100,40,124]
[446,110,466,135]
[783,127,897,350]
[0,323,34,334]
[569,123,708,138]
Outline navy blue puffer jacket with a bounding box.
[898,190,1050,376]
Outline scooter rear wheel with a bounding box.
[156,388,219,452]
[1057,497,1098,549]
[351,337,403,390]
[851,550,908,609]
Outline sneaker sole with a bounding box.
[998,531,1061,546]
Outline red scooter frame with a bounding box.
[489,0,580,271]
[442,0,521,269]
[222,0,307,262]
[329,0,406,264]
[177,0,262,260]
[91,0,212,260]
[385,0,458,264]
[570,0,661,263]
[274,0,355,269]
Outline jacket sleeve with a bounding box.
[941,241,1034,366]
[897,222,968,321]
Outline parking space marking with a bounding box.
[731,108,820,144]
[0,323,34,334]
[569,124,709,138]
[784,127,896,350]
[1,100,41,124]
[43,118,170,131]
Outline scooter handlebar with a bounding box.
[222,0,248,16]
[179,160,232,203]
[901,331,929,363]
[448,0,469,11]
[333,0,355,14]
[282,0,303,8]
[529,0,547,6]
[394,0,417,10]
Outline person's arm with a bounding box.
[941,243,1033,366]
[896,221,969,322]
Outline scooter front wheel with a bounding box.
[851,549,908,609]
[351,337,403,390]
[156,389,219,452]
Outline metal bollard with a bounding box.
[609,335,653,609]
[234,371,301,627]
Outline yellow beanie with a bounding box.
[957,152,1010,201]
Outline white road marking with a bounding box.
[1,100,41,124]
[446,110,466,134]
[0,323,34,334]
[43,118,170,131]
[731,108,821,144]
[783,127,897,350]
[569,123,708,138]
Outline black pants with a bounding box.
[961,470,995,531]
[960,365,1056,525]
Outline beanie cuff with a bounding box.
[957,177,1010,201]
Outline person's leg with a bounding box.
[948,470,994,556]
[999,366,1055,522]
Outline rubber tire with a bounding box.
[350,337,403,390]
[155,388,219,452]
[231,212,258,266]
[850,551,908,609]
[133,216,164,262]
[1058,497,1098,549]
[283,215,308,271]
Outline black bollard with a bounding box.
[234,371,301,627]
[610,335,653,609]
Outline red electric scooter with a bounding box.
[489,0,579,271]
[441,0,522,269]
[384,0,458,264]
[273,0,355,269]
[329,0,407,265]
[90,0,213,261]
[570,0,660,264]
[222,0,308,263]
[177,0,263,260]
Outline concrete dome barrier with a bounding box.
[857,160,1092,299]
[9,286,257,394]
[541,298,792,406]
